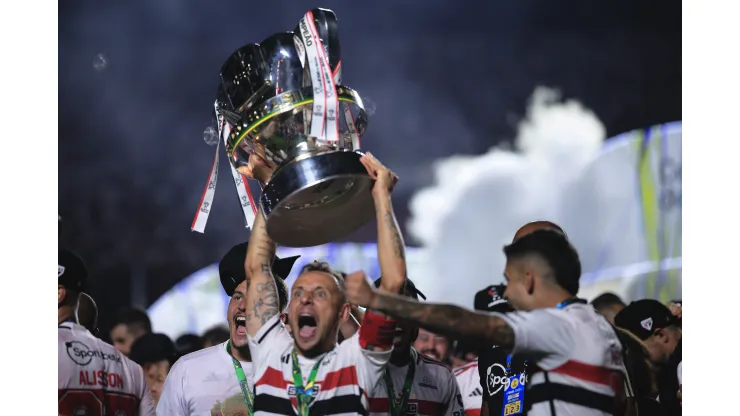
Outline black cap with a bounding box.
[218,242,300,296]
[175,334,203,356]
[614,299,680,340]
[59,248,88,292]
[474,284,512,313]
[130,333,178,366]
[373,277,426,300]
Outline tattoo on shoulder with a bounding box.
[384,210,405,260]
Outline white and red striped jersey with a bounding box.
[453,360,482,416]
[247,315,392,415]
[497,303,625,416]
[58,321,155,416]
[368,349,465,416]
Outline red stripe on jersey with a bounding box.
[465,409,481,416]
[369,397,445,415]
[255,367,288,389]
[550,360,622,388]
[454,362,478,376]
[320,366,360,391]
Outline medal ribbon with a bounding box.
[291,349,325,416]
[225,342,254,416]
[384,349,417,416]
[555,297,587,309]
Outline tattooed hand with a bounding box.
[360,152,398,197]
[343,271,376,308]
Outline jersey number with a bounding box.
[58,389,138,416]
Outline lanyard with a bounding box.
[384,349,417,416]
[555,297,587,310]
[291,349,325,416]
[225,342,254,416]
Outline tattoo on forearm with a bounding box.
[373,294,515,347]
[250,281,279,325]
[383,210,405,260]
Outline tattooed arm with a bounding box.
[374,191,406,294]
[366,291,515,348]
[244,212,280,337]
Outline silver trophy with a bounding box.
[216,8,373,247]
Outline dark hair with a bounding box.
[175,334,203,356]
[113,307,152,334]
[591,292,626,310]
[202,326,230,346]
[615,327,659,400]
[130,333,178,367]
[503,229,581,295]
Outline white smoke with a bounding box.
[408,87,606,306]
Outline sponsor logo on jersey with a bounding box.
[486,363,508,396]
[66,341,122,366]
[418,376,438,390]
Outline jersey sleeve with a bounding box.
[156,359,188,416]
[139,387,157,416]
[444,369,466,416]
[248,315,293,374]
[495,309,574,367]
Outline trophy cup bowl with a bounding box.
[217,9,374,247]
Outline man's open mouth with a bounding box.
[297,314,318,339]
[234,316,246,335]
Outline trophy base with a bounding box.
[260,150,375,247]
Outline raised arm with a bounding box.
[344,274,515,349]
[360,152,405,294]
[244,211,280,337]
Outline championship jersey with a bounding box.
[453,360,482,416]
[368,349,465,416]
[248,315,392,415]
[157,341,255,415]
[496,303,625,416]
[58,321,155,416]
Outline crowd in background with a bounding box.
[59,156,682,416]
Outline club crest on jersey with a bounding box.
[640,317,654,331]
[288,383,321,397]
[58,265,65,277]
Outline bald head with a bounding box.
[513,221,566,242]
